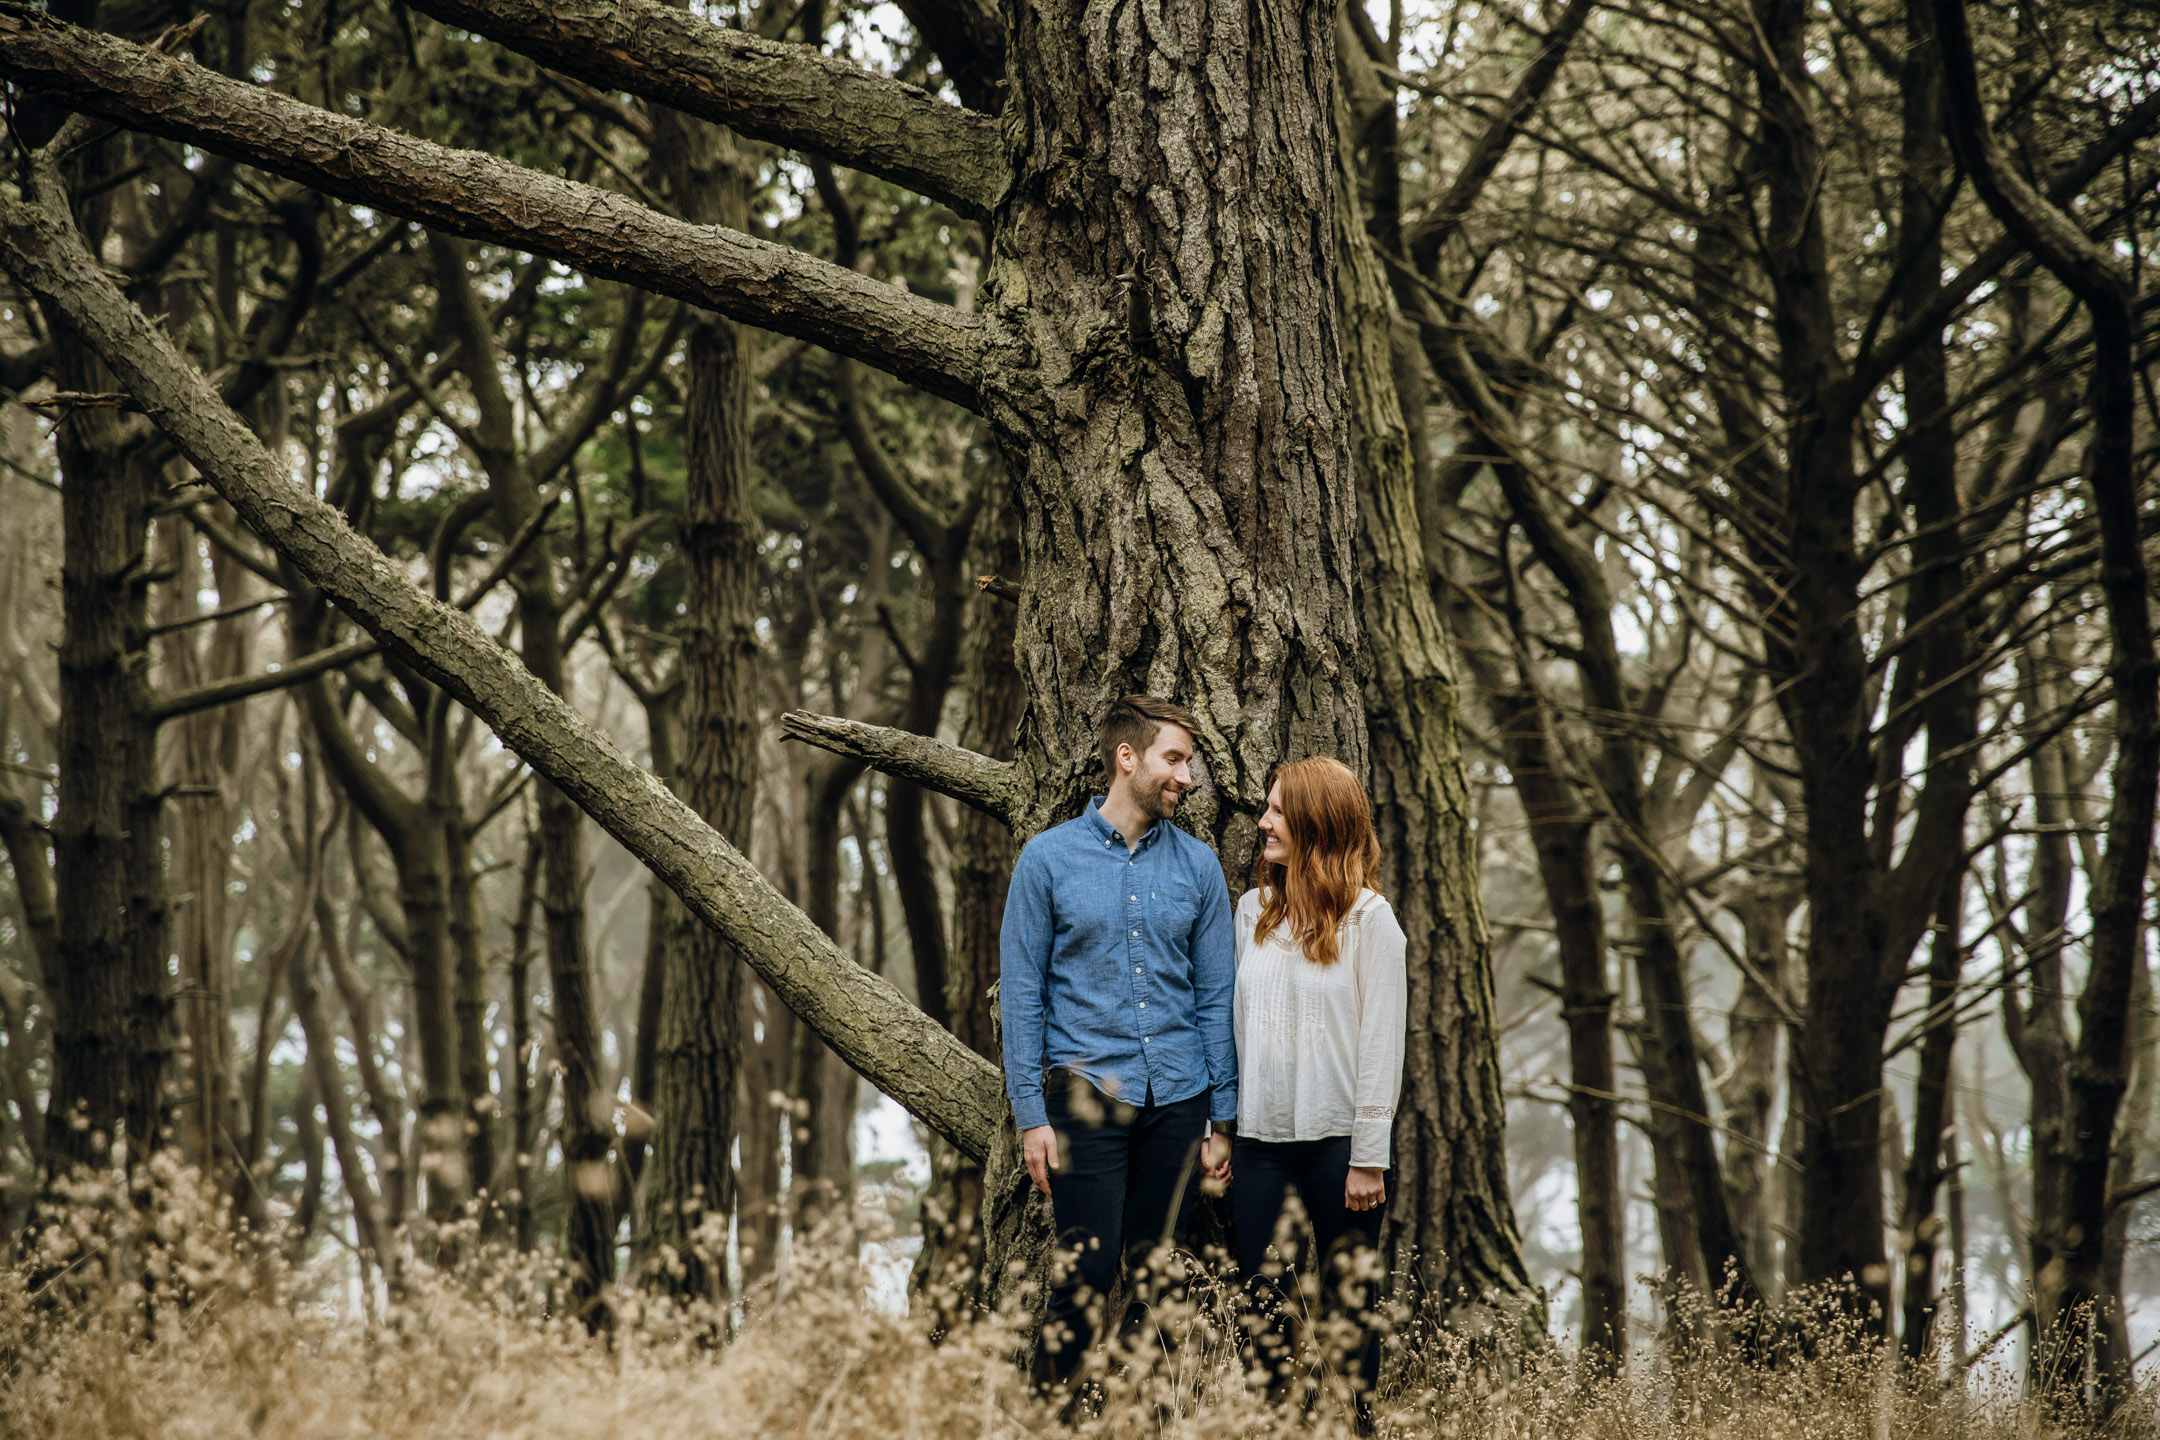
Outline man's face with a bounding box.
[1124,724,1195,820]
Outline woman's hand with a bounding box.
[1345,1165,1386,1212]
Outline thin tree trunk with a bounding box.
[316,840,409,1234]
[291,928,387,1273]
[1485,680,1620,1354]
[288,1067,324,1258]
[2099,952,2157,1380]
[640,104,757,1303]
[1724,863,1797,1296]
[1943,1100,1969,1359]
[1899,878,1964,1357]
[737,981,792,1287]
[622,680,676,1200]
[294,638,464,1221]
[446,802,494,1214]
[160,529,249,1188]
[429,231,616,1303]
[505,830,541,1251]
[915,483,1021,1301]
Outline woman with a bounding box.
[1226,756,1407,1389]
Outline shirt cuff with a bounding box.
[1012,1095,1050,1132]
[1350,1119,1391,1169]
[1209,1091,1238,1125]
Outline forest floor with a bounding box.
[2,1166,2153,1440]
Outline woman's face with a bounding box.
[1258,780,1290,865]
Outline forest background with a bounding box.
[0,0,2156,1424]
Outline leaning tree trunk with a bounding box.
[639,106,756,1305]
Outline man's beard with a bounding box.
[1136,773,1183,820]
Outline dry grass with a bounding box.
[2,1162,2153,1440]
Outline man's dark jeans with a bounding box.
[1034,1067,1209,1389]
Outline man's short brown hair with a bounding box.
[1098,694,1200,778]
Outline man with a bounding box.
[999,694,1237,1392]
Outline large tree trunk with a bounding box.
[969,0,1373,1317]
[639,106,757,1304]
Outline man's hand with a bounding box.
[1023,1125,1060,1197]
[1203,1131,1233,1182]
[1346,1165,1387,1212]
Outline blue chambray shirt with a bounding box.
[998,799,1239,1132]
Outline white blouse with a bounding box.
[1232,887,1408,1168]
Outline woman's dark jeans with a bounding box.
[1231,1133,1389,1407]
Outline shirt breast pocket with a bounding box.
[1150,873,1200,935]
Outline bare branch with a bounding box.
[407,0,1005,217]
[1402,0,1597,264]
[780,709,1018,824]
[0,2,987,411]
[152,638,380,725]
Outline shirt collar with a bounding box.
[1085,797,1164,851]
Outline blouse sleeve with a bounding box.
[1349,897,1409,1168]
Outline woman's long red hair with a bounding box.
[1252,757,1382,965]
